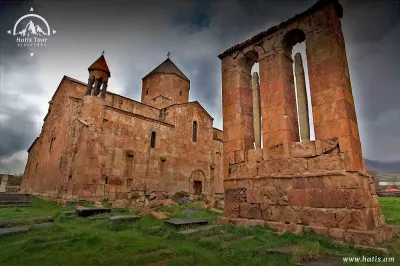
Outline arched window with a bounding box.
[192,121,197,142]
[146,89,149,96]
[179,91,182,96]
[150,131,156,148]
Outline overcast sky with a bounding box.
[0,0,399,174]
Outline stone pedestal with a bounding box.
[220,138,397,245]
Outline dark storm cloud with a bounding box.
[0,0,399,174]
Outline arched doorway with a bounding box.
[190,169,205,195]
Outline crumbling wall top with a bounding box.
[217,0,343,59]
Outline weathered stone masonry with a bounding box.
[22,57,224,205]
[218,0,397,245]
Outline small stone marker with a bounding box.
[0,175,8,192]
[75,207,111,217]
[108,215,140,223]
[164,218,208,229]
[0,222,53,236]
[0,216,54,228]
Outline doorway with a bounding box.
[193,181,202,195]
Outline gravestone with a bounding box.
[0,175,8,193]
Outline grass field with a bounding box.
[0,197,399,266]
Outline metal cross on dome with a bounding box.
[167,51,171,58]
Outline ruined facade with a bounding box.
[22,56,224,203]
[218,0,397,245]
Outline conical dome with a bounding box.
[143,58,188,81]
[88,55,110,77]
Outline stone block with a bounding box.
[224,201,239,218]
[265,221,287,232]
[224,180,238,190]
[288,190,309,206]
[337,210,367,231]
[258,160,270,176]
[346,189,372,209]
[304,225,329,236]
[234,150,245,164]
[237,179,253,189]
[247,189,264,204]
[217,216,231,225]
[247,149,263,163]
[328,228,345,240]
[344,230,376,246]
[261,186,288,205]
[239,203,262,219]
[299,207,337,228]
[289,141,316,158]
[307,154,344,172]
[315,137,339,155]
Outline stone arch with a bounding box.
[189,169,205,195]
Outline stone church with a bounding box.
[21,55,224,202]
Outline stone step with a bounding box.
[0,216,54,228]
[222,236,254,247]
[87,216,108,221]
[75,207,111,217]
[178,225,219,235]
[109,215,140,223]
[0,222,53,236]
[164,218,208,229]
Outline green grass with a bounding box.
[0,197,398,266]
[378,197,400,224]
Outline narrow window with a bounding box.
[49,135,55,152]
[146,89,149,96]
[150,131,156,148]
[59,157,63,169]
[105,177,109,184]
[192,121,197,142]
[179,91,182,96]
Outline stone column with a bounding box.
[252,72,261,148]
[294,53,310,141]
[0,175,8,193]
[85,77,95,96]
[100,81,108,99]
[93,78,101,96]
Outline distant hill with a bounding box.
[364,159,400,174]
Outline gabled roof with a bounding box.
[88,55,111,75]
[165,101,214,121]
[142,58,189,81]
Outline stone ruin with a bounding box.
[217,0,397,245]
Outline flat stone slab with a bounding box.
[65,200,87,206]
[87,216,108,221]
[75,207,111,217]
[201,233,234,241]
[222,236,254,247]
[109,215,141,222]
[297,256,342,266]
[164,218,208,229]
[0,201,30,206]
[0,216,54,228]
[0,193,30,202]
[0,222,53,236]
[0,204,31,208]
[264,245,300,255]
[178,225,219,235]
[111,208,128,213]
